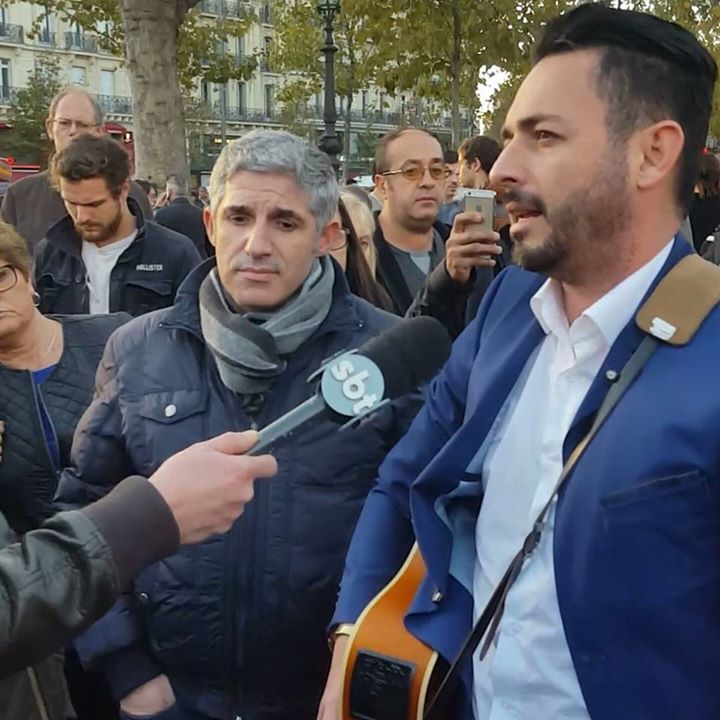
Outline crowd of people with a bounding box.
[2,2,720,720]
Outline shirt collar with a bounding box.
[530,239,674,347]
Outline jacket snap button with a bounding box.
[164,404,177,418]
[137,592,149,604]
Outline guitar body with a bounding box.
[341,545,453,720]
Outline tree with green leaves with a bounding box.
[13,0,258,180]
[271,0,383,179]
[358,0,570,146]
[3,55,62,164]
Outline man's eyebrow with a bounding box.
[502,113,565,140]
[269,207,304,222]
[222,204,253,215]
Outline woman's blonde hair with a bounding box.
[340,190,377,276]
[0,222,31,279]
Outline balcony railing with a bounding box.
[0,23,24,44]
[97,94,132,115]
[65,31,98,53]
[36,29,56,46]
[200,0,250,17]
[0,86,18,105]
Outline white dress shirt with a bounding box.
[472,240,673,720]
[81,230,137,314]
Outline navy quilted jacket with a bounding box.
[55,259,422,720]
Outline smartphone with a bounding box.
[462,189,496,232]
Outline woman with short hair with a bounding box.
[0,221,129,720]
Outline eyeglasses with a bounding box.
[0,265,18,294]
[53,118,98,133]
[329,229,349,252]
[381,161,450,182]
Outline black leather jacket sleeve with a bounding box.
[0,476,178,678]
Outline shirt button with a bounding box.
[164,404,177,418]
[137,592,149,604]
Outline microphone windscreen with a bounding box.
[357,316,452,399]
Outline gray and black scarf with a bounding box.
[199,256,335,399]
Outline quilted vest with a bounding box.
[0,313,128,534]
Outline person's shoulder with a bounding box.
[143,220,197,251]
[104,307,173,360]
[4,171,51,202]
[57,312,132,343]
[350,296,400,333]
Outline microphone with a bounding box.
[248,316,452,456]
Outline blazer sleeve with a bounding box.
[332,270,508,625]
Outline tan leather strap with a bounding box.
[636,254,720,345]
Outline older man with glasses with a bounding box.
[1,87,152,253]
[373,128,502,334]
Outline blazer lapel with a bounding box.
[412,278,546,594]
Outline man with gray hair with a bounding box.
[155,174,210,257]
[55,129,421,720]
[1,87,152,253]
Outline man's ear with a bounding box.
[203,206,217,248]
[45,116,54,142]
[632,120,685,196]
[317,218,341,256]
[375,174,389,201]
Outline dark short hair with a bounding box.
[444,149,459,164]
[0,222,32,279]
[534,2,718,215]
[698,152,720,200]
[135,179,155,196]
[458,136,502,173]
[52,133,130,198]
[374,127,439,174]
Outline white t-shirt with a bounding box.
[81,231,137,314]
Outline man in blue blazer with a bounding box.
[318,4,720,720]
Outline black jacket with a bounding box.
[374,218,451,315]
[154,197,211,258]
[0,313,129,535]
[406,224,514,338]
[56,260,421,720]
[33,200,202,317]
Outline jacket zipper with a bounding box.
[26,667,50,720]
[33,384,60,472]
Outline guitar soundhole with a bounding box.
[349,650,415,720]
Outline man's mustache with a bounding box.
[501,188,547,216]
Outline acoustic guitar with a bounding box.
[341,544,454,720]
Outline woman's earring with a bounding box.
[31,291,41,307]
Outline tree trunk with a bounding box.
[121,0,190,182]
[343,92,353,182]
[450,0,462,148]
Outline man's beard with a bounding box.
[75,208,123,245]
[509,154,632,281]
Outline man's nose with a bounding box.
[244,224,272,256]
[489,142,523,189]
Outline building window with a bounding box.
[264,84,274,117]
[69,66,86,86]
[237,81,245,114]
[263,36,272,71]
[0,7,6,26]
[362,90,368,115]
[100,69,114,96]
[201,80,211,106]
[0,59,11,102]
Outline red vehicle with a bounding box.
[105,122,135,175]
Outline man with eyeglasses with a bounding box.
[1,88,152,253]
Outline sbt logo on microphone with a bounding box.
[321,353,386,417]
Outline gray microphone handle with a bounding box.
[246,393,327,456]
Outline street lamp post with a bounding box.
[316,0,342,175]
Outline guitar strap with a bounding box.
[423,253,720,719]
